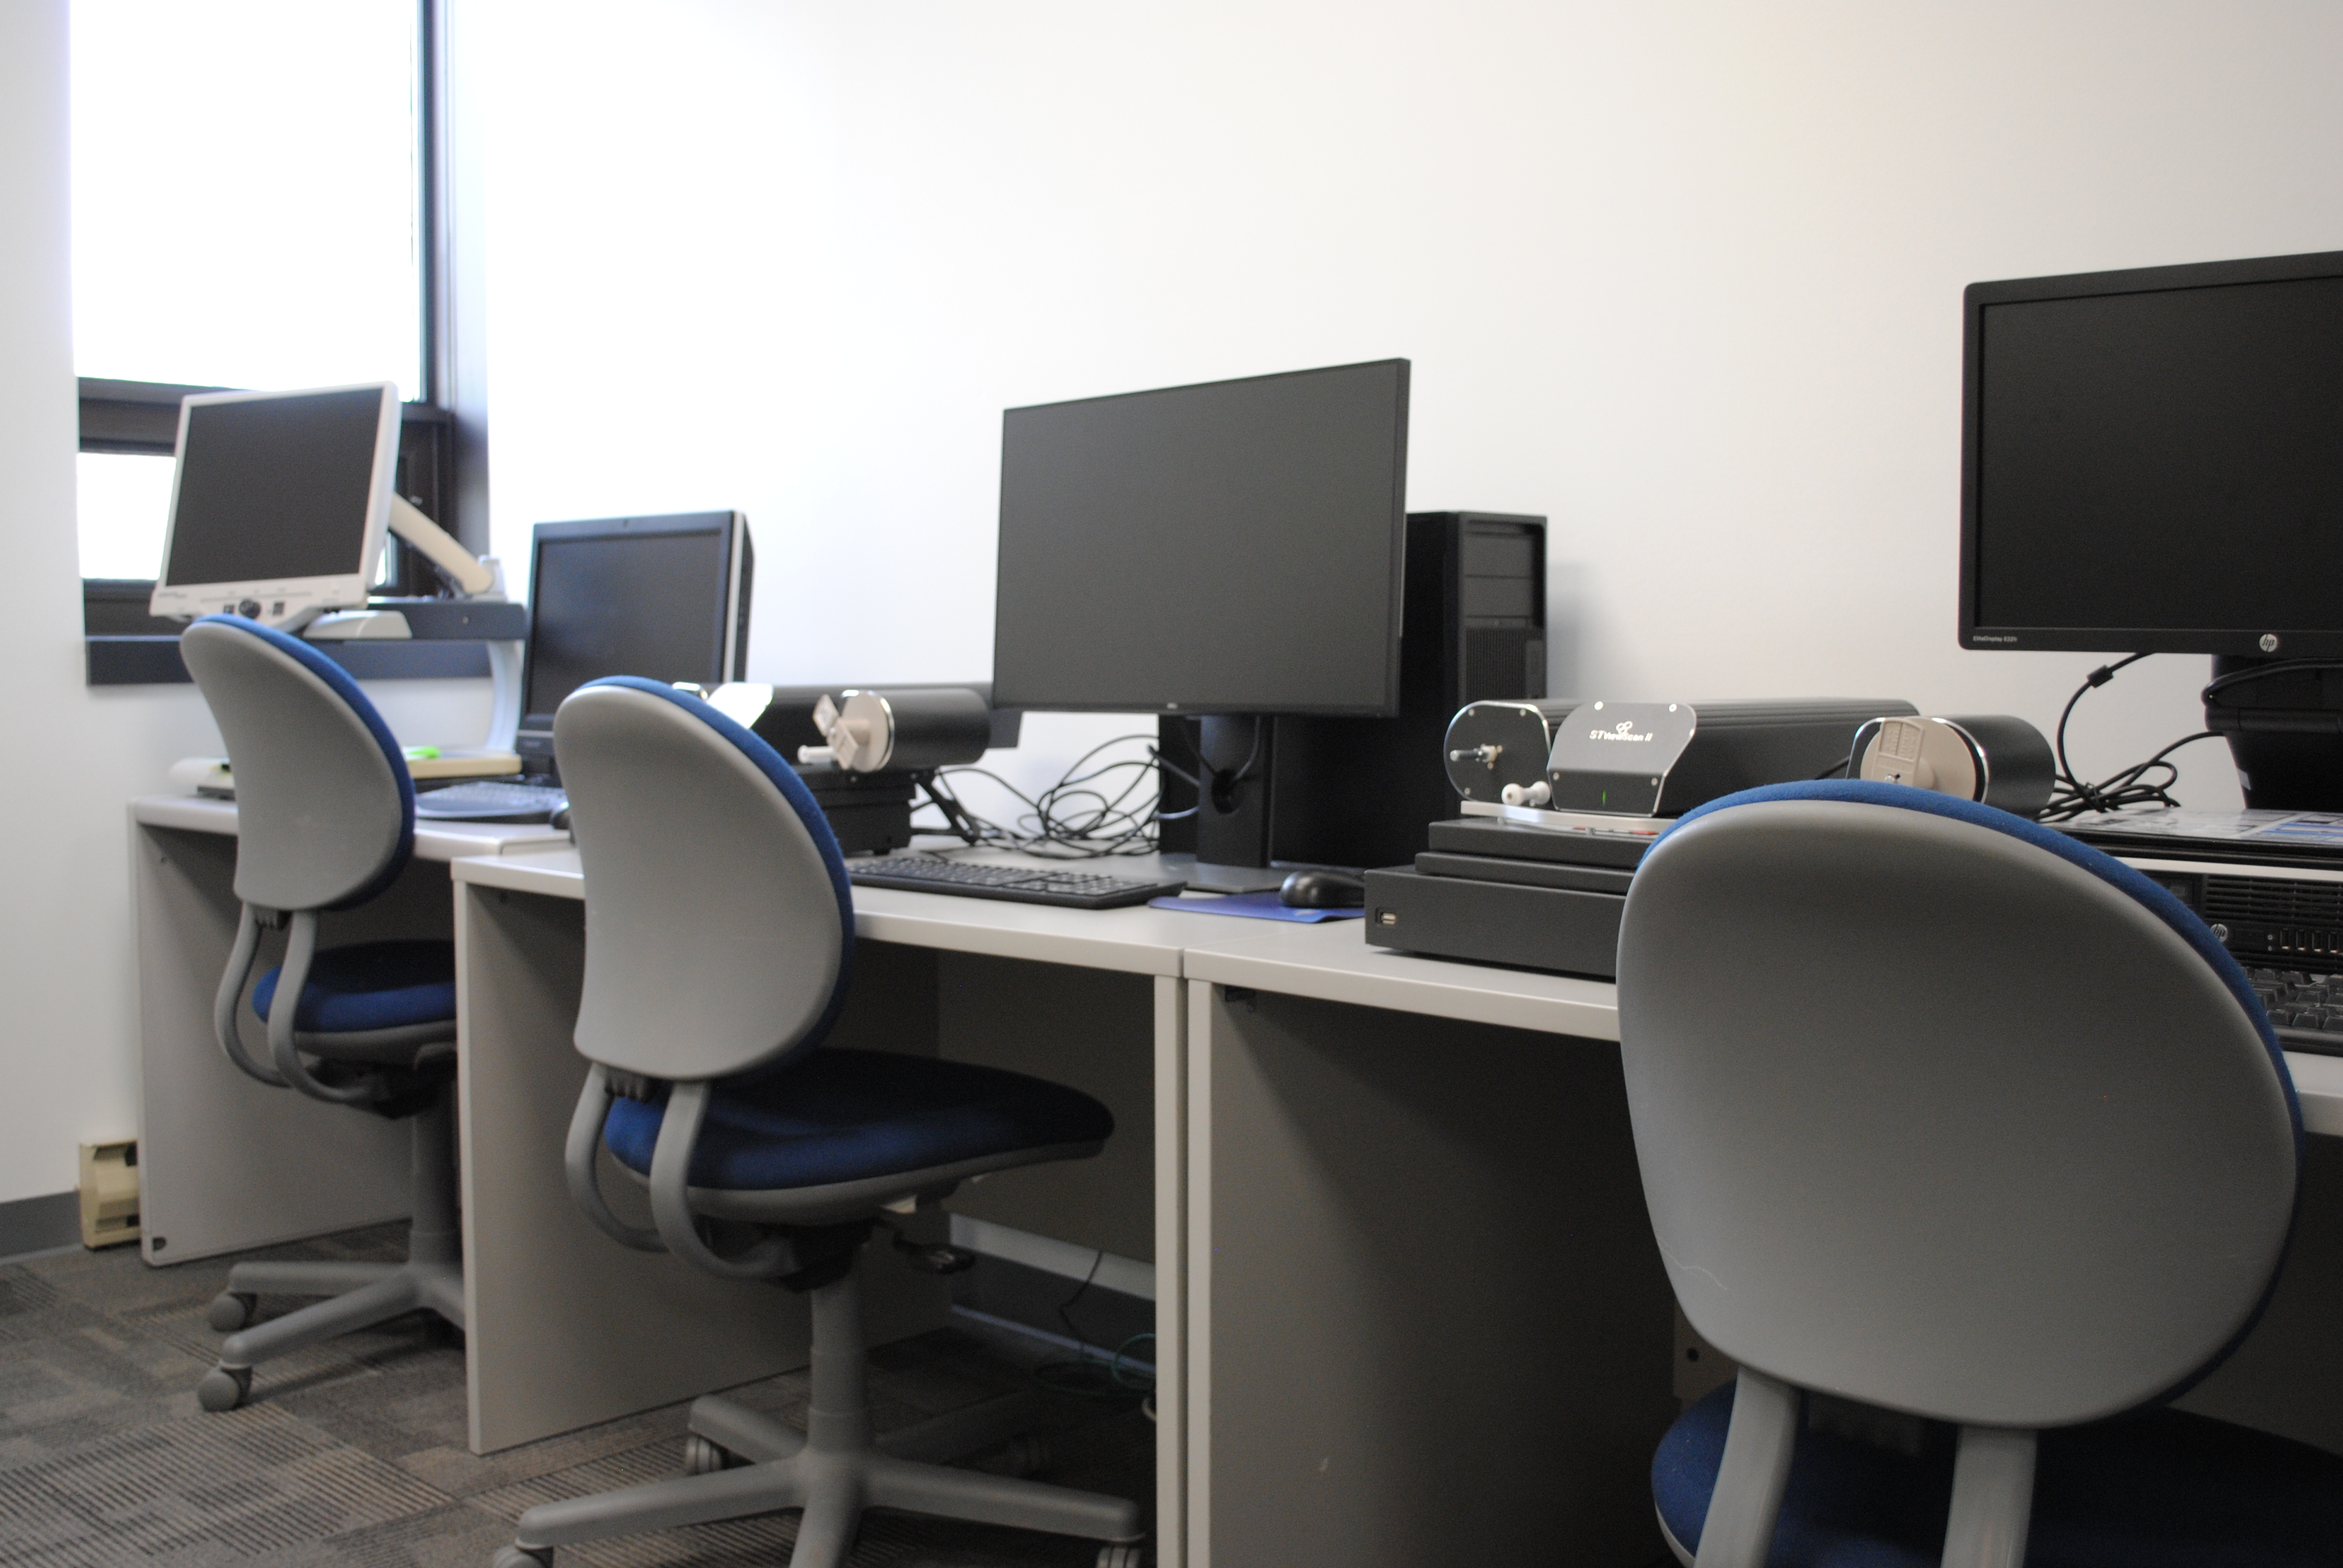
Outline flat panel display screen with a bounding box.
[163,387,388,586]
[991,359,1409,714]
[1962,253,2343,655]
[522,523,734,720]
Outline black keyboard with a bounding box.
[2248,969,2343,1057]
[415,780,568,821]
[848,856,1188,910]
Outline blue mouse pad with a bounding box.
[1149,890,1365,923]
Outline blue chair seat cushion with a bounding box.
[1656,1381,2343,1567]
[602,1050,1115,1192]
[252,939,458,1034]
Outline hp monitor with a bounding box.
[150,384,404,629]
[991,359,1411,716]
[514,512,755,774]
[1960,249,2343,658]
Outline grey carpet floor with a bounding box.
[0,1226,1152,1567]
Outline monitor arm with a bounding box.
[389,494,497,597]
[304,498,522,753]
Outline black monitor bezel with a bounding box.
[519,511,745,733]
[989,358,1412,717]
[1959,247,2343,658]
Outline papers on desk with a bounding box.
[2068,809,2343,849]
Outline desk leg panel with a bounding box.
[136,823,412,1265]
[457,886,949,1453]
[1191,984,1676,1567]
[1153,975,1185,1568]
[2174,1134,2343,1455]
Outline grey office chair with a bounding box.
[180,615,464,1413]
[1616,779,2342,1567]
[492,676,1144,1568]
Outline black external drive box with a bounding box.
[1365,819,1657,979]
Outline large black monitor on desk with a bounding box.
[994,359,1410,716]
[992,359,1411,871]
[515,512,755,775]
[1961,249,2343,808]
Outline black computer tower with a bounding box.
[1160,511,1548,869]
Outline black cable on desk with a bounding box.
[909,734,1164,858]
[2036,653,2226,822]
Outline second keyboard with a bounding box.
[2250,968,2343,1058]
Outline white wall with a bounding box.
[11,2,2336,1206]
[0,0,491,1205]
[0,0,104,1209]
[478,0,2343,814]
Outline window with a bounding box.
[76,450,179,582]
[71,0,439,586]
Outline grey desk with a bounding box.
[131,796,569,1266]
[133,796,2343,1568]
[447,844,1199,1563]
[1176,916,2343,1566]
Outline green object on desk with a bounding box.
[404,745,441,762]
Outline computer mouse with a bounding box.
[1279,869,1366,909]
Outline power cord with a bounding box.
[2036,654,2224,822]
[911,733,1164,858]
[1031,1249,1152,1403]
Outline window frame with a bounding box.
[79,0,490,684]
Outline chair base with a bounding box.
[499,1266,1144,1568]
[201,1086,464,1412]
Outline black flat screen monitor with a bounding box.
[1961,249,2343,657]
[991,359,1410,715]
[517,512,755,764]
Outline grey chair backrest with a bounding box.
[553,676,854,1083]
[180,615,415,913]
[1616,780,2301,1430]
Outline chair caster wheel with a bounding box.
[1003,1433,1052,1477]
[492,1548,553,1567]
[206,1292,257,1333]
[681,1434,739,1475]
[1097,1544,1147,1568]
[197,1366,252,1412]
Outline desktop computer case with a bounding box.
[1159,511,1547,869]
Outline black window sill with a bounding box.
[87,635,491,687]
[84,580,503,685]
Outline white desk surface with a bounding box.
[133,793,571,861]
[166,794,2320,1140]
[450,843,1199,978]
[1181,915,1625,1041]
[1176,918,2343,1136]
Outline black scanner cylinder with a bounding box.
[838,687,994,773]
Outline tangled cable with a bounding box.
[2035,654,2223,822]
[913,733,1164,858]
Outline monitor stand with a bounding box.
[1157,704,1462,888]
[1162,856,1291,895]
[1172,716,1290,892]
[2205,655,2343,811]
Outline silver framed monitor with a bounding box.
[149,383,404,630]
[512,511,756,776]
